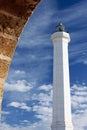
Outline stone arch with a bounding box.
[0,0,40,112]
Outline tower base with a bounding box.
[51,121,73,130]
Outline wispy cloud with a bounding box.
[1,84,53,130]
[69,42,87,65]
[71,84,87,112]
[2,111,10,115]
[2,83,87,130]
[0,121,51,130]
[2,0,87,129]
[71,84,87,130]
[7,102,31,112]
[57,0,87,65]
[38,84,52,91]
[73,110,87,130]
[5,80,33,92]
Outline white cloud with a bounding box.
[6,69,27,82]
[33,105,52,121]
[1,83,52,130]
[32,83,87,129]
[72,109,87,130]
[69,42,87,65]
[31,84,52,124]
[33,91,53,107]
[2,111,10,115]
[53,0,87,27]
[71,84,87,110]
[7,102,31,112]
[1,84,52,130]
[2,0,87,129]
[69,43,87,59]
[0,121,51,130]
[14,70,26,75]
[38,84,52,91]
[5,80,33,92]
[1,83,87,130]
[71,84,87,129]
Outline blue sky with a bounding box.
[1,0,87,130]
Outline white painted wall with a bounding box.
[51,32,73,130]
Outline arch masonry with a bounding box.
[0,0,40,113]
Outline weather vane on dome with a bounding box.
[56,23,67,32]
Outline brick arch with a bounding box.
[0,0,40,112]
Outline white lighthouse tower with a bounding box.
[51,23,73,130]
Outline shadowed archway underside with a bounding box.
[0,0,40,112]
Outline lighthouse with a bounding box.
[51,23,73,130]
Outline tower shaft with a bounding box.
[51,32,73,130]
